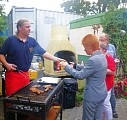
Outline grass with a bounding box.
[75,87,84,107]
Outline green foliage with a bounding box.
[0,5,7,26]
[0,4,8,47]
[76,87,84,103]
[61,0,91,15]
[61,0,127,15]
[0,36,6,47]
[101,8,127,78]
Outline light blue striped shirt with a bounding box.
[107,43,116,59]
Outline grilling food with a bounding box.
[36,89,44,94]
[43,85,53,92]
[31,85,41,88]
[29,85,44,94]
[29,84,53,94]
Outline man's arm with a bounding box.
[42,52,64,62]
[107,69,115,75]
[0,54,17,71]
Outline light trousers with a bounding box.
[103,89,112,120]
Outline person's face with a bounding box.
[99,35,108,44]
[19,22,31,36]
[83,45,92,55]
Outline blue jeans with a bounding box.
[110,86,116,113]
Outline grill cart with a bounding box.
[3,78,64,120]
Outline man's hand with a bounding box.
[114,58,120,64]
[55,57,66,62]
[6,63,17,71]
[69,62,75,67]
[60,61,68,67]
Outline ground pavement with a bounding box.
[57,98,127,120]
[0,98,127,120]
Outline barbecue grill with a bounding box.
[3,78,64,120]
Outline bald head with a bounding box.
[99,33,109,44]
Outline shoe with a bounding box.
[113,112,118,118]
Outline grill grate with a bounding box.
[3,79,64,113]
[8,82,57,102]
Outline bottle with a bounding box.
[60,63,64,70]
[55,61,61,71]
[38,62,43,70]
[81,61,84,65]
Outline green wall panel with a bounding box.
[70,13,105,29]
[78,54,90,63]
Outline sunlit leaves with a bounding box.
[61,0,127,15]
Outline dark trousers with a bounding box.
[110,86,116,112]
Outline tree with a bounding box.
[0,0,9,1]
[61,0,127,15]
[101,8,127,78]
[0,4,7,30]
[61,0,91,15]
[0,4,8,47]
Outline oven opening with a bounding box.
[54,50,76,71]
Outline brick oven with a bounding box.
[43,25,78,77]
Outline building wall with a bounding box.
[70,26,103,55]
[69,13,104,55]
[36,9,83,49]
[8,7,83,49]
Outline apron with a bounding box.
[5,71,30,96]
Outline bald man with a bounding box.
[99,33,119,118]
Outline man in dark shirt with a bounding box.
[0,18,63,96]
[0,18,63,120]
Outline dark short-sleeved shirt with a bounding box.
[0,35,46,71]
